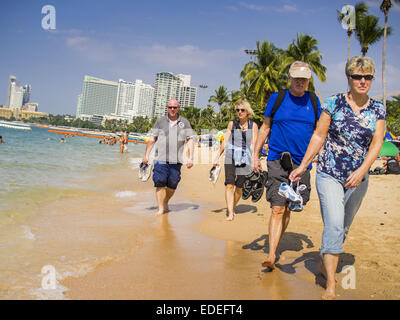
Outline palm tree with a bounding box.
[179,106,201,132]
[208,86,230,112]
[337,2,368,62]
[355,13,390,56]
[199,104,216,131]
[240,40,285,107]
[380,0,399,109]
[283,33,327,92]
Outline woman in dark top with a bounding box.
[213,100,258,221]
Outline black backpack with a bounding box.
[270,89,319,130]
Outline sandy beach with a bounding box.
[56,147,400,300]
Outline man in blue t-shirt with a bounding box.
[253,61,322,270]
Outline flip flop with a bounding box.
[140,163,152,181]
[251,170,267,203]
[241,179,253,200]
[242,171,260,200]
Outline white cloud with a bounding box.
[276,4,298,12]
[239,2,265,11]
[132,44,242,69]
[65,36,116,62]
[239,1,298,13]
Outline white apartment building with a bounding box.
[78,75,118,116]
[153,72,182,118]
[152,72,197,118]
[6,75,24,109]
[115,79,154,119]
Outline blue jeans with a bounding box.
[316,170,369,255]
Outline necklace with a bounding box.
[238,120,248,131]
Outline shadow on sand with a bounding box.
[212,204,258,216]
[146,203,200,212]
[243,232,355,288]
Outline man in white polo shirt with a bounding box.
[142,99,194,215]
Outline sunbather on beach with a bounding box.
[290,56,386,300]
[212,100,258,221]
[253,61,321,271]
[142,99,195,215]
[382,153,400,174]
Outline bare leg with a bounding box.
[155,187,167,215]
[225,184,236,221]
[233,187,242,208]
[322,253,339,300]
[262,206,289,269]
[164,187,175,213]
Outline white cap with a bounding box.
[289,64,312,79]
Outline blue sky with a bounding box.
[1,0,399,115]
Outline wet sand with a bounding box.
[59,153,400,300]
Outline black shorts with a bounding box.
[224,163,249,188]
[265,159,311,208]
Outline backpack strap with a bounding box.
[270,89,287,119]
[309,91,319,130]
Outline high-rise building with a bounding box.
[135,80,154,118]
[78,75,118,116]
[115,79,136,116]
[152,72,197,117]
[115,79,155,119]
[153,72,182,118]
[23,85,31,105]
[76,94,83,117]
[176,74,191,87]
[5,75,17,107]
[6,75,24,109]
[179,86,197,108]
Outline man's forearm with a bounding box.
[144,139,156,158]
[254,123,270,156]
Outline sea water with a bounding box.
[0,125,148,299]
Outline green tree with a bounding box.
[198,104,216,131]
[208,86,230,112]
[179,106,202,133]
[380,0,399,109]
[355,12,390,56]
[240,40,285,107]
[283,33,327,92]
[386,95,400,135]
[336,2,368,62]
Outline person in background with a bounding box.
[213,100,258,221]
[0,136,4,143]
[142,99,195,215]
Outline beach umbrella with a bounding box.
[384,131,396,141]
[379,141,400,157]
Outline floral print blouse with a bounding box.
[317,93,386,181]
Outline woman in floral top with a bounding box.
[290,56,386,300]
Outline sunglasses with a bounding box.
[167,106,178,109]
[350,74,374,81]
[236,108,246,112]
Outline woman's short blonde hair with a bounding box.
[236,99,255,118]
[345,56,375,77]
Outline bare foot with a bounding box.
[322,282,336,300]
[155,210,164,216]
[262,256,275,270]
[226,213,235,221]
